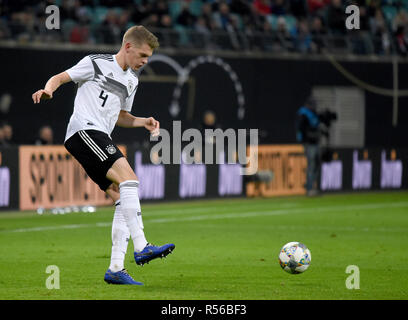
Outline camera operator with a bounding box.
[295,96,325,196]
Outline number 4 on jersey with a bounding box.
[99,90,108,107]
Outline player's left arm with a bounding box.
[116,110,160,137]
[32,71,72,103]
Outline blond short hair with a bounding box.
[122,25,159,50]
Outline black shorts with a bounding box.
[64,129,124,191]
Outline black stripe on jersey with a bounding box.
[91,60,129,103]
[89,53,112,58]
[89,57,113,62]
[89,55,112,59]
[89,54,113,61]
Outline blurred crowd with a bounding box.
[0,0,407,55]
[0,122,54,146]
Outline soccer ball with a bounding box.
[278,242,311,274]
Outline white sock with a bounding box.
[109,201,130,272]
[119,180,148,252]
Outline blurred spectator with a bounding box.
[230,0,253,18]
[142,13,159,29]
[289,0,307,18]
[34,125,54,145]
[358,5,371,32]
[0,125,5,147]
[0,122,10,146]
[176,3,196,28]
[216,2,234,30]
[202,110,218,130]
[327,0,346,34]
[253,0,272,16]
[370,7,386,34]
[69,20,91,43]
[310,15,327,53]
[292,19,312,53]
[8,10,33,41]
[152,0,169,20]
[200,110,222,144]
[99,9,120,44]
[262,18,274,34]
[231,0,257,29]
[130,1,153,24]
[276,16,293,50]
[392,9,408,33]
[271,0,288,16]
[371,9,391,54]
[199,3,216,31]
[0,16,10,39]
[307,0,330,15]
[367,0,381,18]
[118,9,131,37]
[395,25,408,56]
[195,16,212,37]
[350,5,374,54]
[2,123,14,145]
[159,14,173,29]
[60,0,79,22]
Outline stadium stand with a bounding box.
[0,0,407,55]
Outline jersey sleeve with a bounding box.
[65,56,94,83]
[122,86,137,112]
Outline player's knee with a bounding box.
[106,166,138,185]
[118,172,138,184]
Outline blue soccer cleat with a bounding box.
[134,243,175,266]
[104,269,143,285]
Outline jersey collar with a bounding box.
[113,54,128,74]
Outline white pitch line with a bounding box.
[1,201,407,234]
[2,223,111,233]
[147,201,408,223]
[144,201,301,216]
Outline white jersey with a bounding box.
[64,53,138,142]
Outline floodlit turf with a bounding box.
[0,191,407,300]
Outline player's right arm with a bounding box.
[32,71,72,104]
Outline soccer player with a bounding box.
[32,26,175,285]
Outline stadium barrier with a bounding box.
[246,146,408,197]
[319,148,408,192]
[18,145,119,211]
[0,145,407,211]
[0,146,19,210]
[0,143,245,211]
[2,47,408,148]
[125,145,244,202]
[246,145,307,197]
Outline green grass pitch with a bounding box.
[0,191,407,300]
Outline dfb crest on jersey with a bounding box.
[106,144,117,155]
[128,80,133,95]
